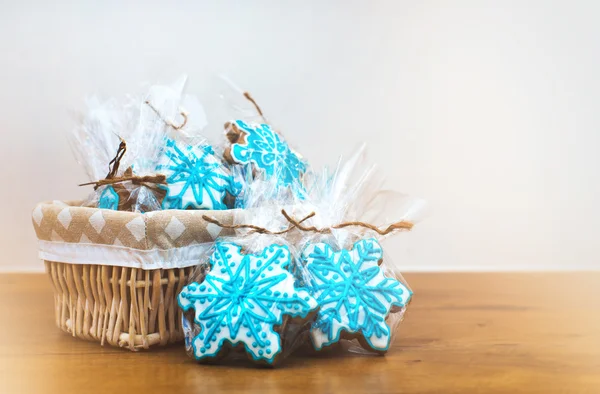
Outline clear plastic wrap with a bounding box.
[215,77,308,203]
[216,75,268,125]
[292,145,425,355]
[177,206,318,366]
[122,76,207,212]
[72,76,240,212]
[69,96,135,210]
[154,136,241,211]
[134,76,241,211]
[61,74,424,363]
[177,144,423,365]
[177,165,321,365]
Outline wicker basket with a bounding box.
[44,261,193,349]
[32,200,235,350]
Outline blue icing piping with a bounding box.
[302,238,412,352]
[157,139,241,210]
[178,242,318,364]
[229,120,307,188]
[98,185,119,210]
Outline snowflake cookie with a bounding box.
[301,238,412,352]
[97,185,119,210]
[157,139,240,210]
[178,242,318,364]
[223,120,306,187]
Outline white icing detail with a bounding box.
[158,139,233,210]
[79,233,92,244]
[303,240,411,351]
[178,243,318,363]
[89,211,106,234]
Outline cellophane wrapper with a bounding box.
[213,76,309,207]
[71,76,223,212]
[69,95,135,210]
[179,183,318,365]
[291,145,425,355]
[120,75,213,212]
[179,142,423,364]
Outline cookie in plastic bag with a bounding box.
[178,242,318,365]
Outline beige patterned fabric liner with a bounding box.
[32,200,238,268]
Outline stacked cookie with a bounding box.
[178,238,412,365]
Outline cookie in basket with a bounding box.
[223,120,306,187]
[157,138,240,210]
[97,185,119,210]
[95,168,167,212]
[178,242,318,365]
[301,238,412,354]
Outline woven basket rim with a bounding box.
[32,200,240,269]
[33,199,244,218]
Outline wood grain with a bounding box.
[0,273,598,393]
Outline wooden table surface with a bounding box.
[1,273,599,394]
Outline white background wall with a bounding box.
[1,0,599,271]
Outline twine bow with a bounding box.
[201,211,316,235]
[144,100,188,130]
[243,92,268,124]
[105,138,127,179]
[79,139,166,189]
[79,99,190,189]
[202,209,413,236]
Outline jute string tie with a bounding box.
[78,138,167,189]
[202,209,413,236]
[243,91,268,124]
[80,99,190,189]
[144,100,188,130]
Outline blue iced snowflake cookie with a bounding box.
[224,120,306,187]
[178,242,318,364]
[97,185,119,210]
[301,239,412,352]
[157,139,240,210]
